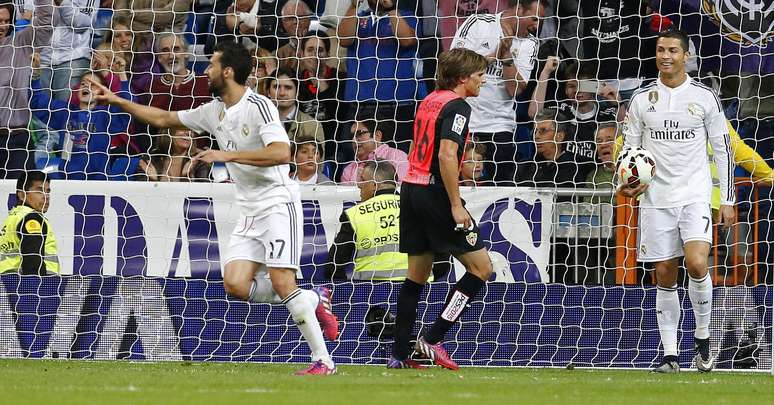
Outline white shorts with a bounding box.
[224,201,303,270]
[637,202,713,263]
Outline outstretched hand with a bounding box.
[82,76,119,105]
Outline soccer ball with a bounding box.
[617,147,656,188]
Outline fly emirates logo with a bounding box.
[649,119,696,141]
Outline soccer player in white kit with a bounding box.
[89,41,339,375]
[619,30,735,373]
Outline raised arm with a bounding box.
[337,0,359,47]
[385,9,417,48]
[528,56,559,118]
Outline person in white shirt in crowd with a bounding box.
[88,41,340,376]
[451,0,544,185]
[37,0,97,102]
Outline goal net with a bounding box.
[0,0,771,371]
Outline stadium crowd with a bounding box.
[0,0,771,186]
[0,0,772,282]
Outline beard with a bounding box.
[208,73,225,97]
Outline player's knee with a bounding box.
[223,273,250,300]
[268,270,297,297]
[684,255,708,276]
[468,255,493,280]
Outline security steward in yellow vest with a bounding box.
[327,160,407,280]
[0,171,59,275]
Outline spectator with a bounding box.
[139,32,212,151]
[297,31,345,161]
[585,122,616,190]
[450,0,544,185]
[337,0,427,150]
[145,33,211,111]
[515,107,591,188]
[98,15,135,80]
[553,61,618,163]
[38,0,97,102]
[340,119,408,185]
[30,71,133,180]
[266,67,326,151]
[0,0,53,179]
[290,135,332,185]
[138,129,210,182]
[460,142,489,187]
[246,46,277,95]
[275,0,312,73]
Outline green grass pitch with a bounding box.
[1,359,771,404]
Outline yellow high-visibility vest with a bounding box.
[346,193,408,280]
[0,205,59,274]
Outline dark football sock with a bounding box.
[391,279,424,360]
[425,272,485,344]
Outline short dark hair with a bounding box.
[657,29,690,52]
[16,170,48,194]
[436,48,488,90]
[213,41,253,85]
[299,31,331,55]
[464,140,487,156]
[362,159,397,187]
[352,119,394,142]
[0,1,16,29]
[266,67,299,93]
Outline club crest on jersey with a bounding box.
[452,114,467,135]
[622,115,630,132]
[242,124,250,137]
[687,103,704,120]
[648,91,659,104]
[640,245,647,255]
[466,231,478,246]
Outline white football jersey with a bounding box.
[622,75,735,208]
[178,88,300,215]
[451,13,537,133]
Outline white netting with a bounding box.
[0,0,771,370]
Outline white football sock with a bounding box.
[282,288,333,367]
[688,273,713,340]
[656,285,680,357]
[248,274,282,304]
